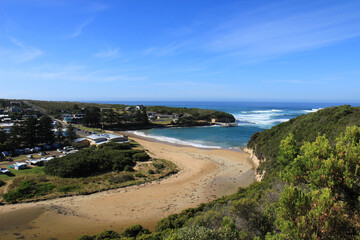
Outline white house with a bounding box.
[13,162,27,170]
[86,133,128,145]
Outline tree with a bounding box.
[82,107,100,127]
[0,128,9,151]
[22,116,38,147]
[271,126,360,239]
[277,133,298,166]
[56,122,63,144]
[66,124,77,142]
[38,116,54,144]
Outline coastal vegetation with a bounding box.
[79,105,360,239]
[0,115,76,152]
[25,99,235,129]
[0,142,178,203]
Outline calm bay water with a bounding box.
[95,101,360,148]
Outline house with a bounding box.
[9,106,21,113]
[86,134,108,144]
[15,149,24,155]
[2,118,12,122]
[86,133,128,145]
[125,106,134,111]
[136,105,145,110]
[0,122,15,133]
[32,147,41,152]
[26,157,54,166]
[13,162,27,170]
[64,116,82,124]
[106,133,128,142]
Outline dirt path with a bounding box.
[0,136,255,240]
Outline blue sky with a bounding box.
[1,0,360,102]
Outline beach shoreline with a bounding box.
[0,135,255,240]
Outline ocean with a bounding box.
[96,101,360,149]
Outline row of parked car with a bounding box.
[0,145,79,174]
[1,143,64,158]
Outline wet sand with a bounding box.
[0,135,255,240]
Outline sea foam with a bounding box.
[129,131,222,149]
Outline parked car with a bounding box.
[38,152,46,156]
[0,168,10,174]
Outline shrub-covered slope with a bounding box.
[248,105,360,170]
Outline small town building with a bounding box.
[86,133,128,145]
[14,162,27,170]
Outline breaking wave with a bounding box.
[129,131,222,149]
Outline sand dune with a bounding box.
[0,135,254,240]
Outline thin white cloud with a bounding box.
[11,38,25,48]
[2,64,148,83]
[263,80,306,84]
[8,38,44,62]
[143,41,191,57]
[87,2,109,12]
[16,48,44,62]
[67,19,92,39]
[207,2,360,60]
[94,48,119,58]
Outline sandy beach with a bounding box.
[0,134,255,240]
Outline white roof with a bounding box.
[0,122,15,128]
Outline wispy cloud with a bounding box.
[94,48,119,58]
[67,19,92,39]
[8,38,44,62]
[263,80,306,84]
[11,38,25,48]
[87,2,109,12]
[207,1,360,60]
[143,41,191,57]
[3,64,148,83]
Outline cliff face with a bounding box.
[243,148,266,182]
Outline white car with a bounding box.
[0,168,10,174]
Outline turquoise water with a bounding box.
[96,101,360,148]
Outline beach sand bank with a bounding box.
[0,135,255,240]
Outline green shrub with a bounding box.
[44,144,142,178]
[133,152,151,162]
[121,224,150,238]
[94,230,120,240]
[135,172,145,178]
[124,165,134,172]
[148,169,155,174]
[153,163,164,170]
